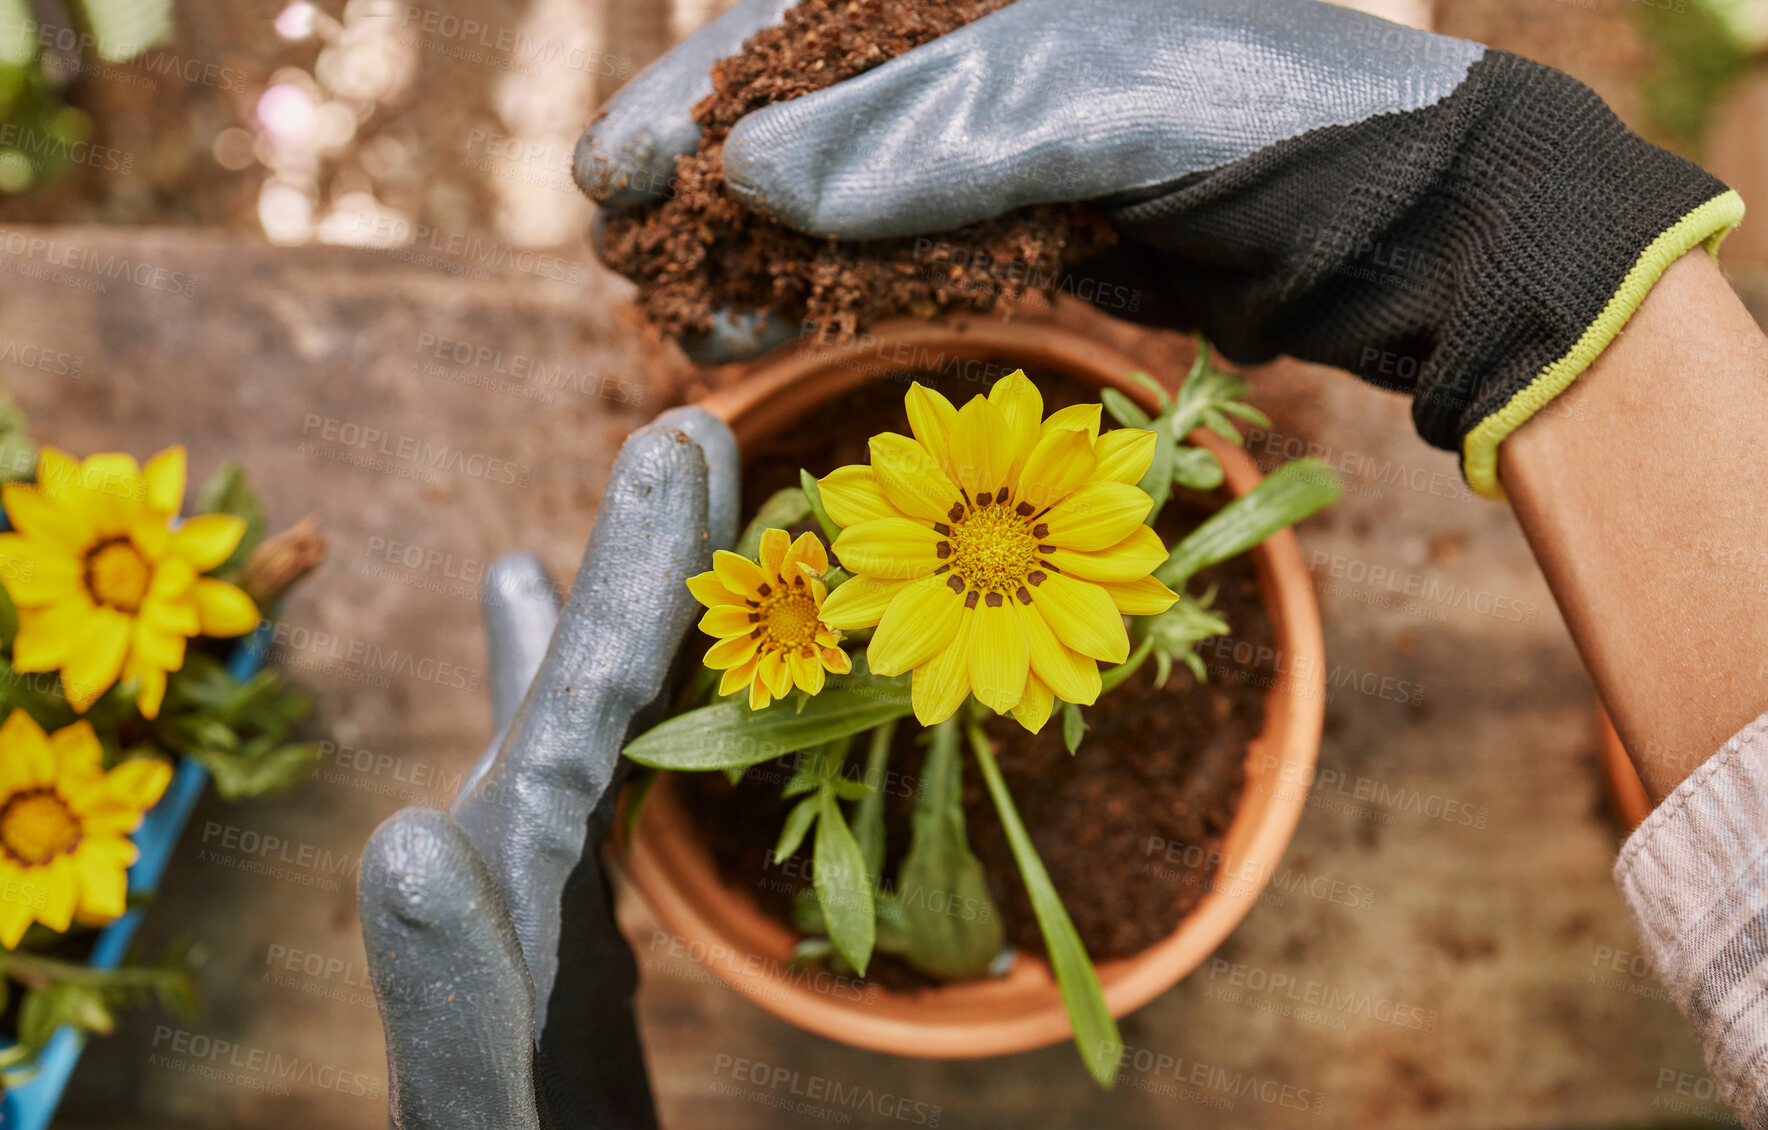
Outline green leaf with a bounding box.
[850,720,896,878]
[1126,371,1169,409]
[1140,590,1230,690]
[774,796,819,861]
[0,582,16,648]
[813,790,875,975]
[1157,458,1340,589]
[800,469,842,545]
[894,719,1002,980]
[735,488,812,559]
[1100,388,1150,429]
[967,721,1119,1088]
[187,741,321,801]
[1169,445,1223,492]
[0,386,34,483]
[194,461,266,580]
[1138,430,1175,524]
[623,676,912,771]
[1061,701,1087,756]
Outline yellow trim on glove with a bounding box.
[1463,189,1746,501]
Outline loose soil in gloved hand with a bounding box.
[598,0,1115,341]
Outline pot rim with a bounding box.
[621,316,1326,1059]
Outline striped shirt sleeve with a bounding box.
[1615,710,1768,1129]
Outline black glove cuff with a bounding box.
[1100,49,1741,499]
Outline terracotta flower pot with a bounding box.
[621,317,1326,1059]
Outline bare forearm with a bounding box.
[1501,250,1768,801]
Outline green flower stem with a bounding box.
[965,718,1121,1089]
[1098,637,1156,695]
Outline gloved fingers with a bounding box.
[573,0,795,207]
[481,553,561,734]
[359,807,543,1130]
[722,0,1482,240]
[676,307,800,372]
[450,412,735,1033]
[651,404,743,553]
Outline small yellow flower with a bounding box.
[689,529,851,710]
[0,446,260,718]
[0,709,172,948]
[818,372,1179,732]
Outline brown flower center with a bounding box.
[759,586,821,651]
[0,788,82,866]
[85,538,151,613]
[934,490,1052,606]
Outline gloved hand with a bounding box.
[356,406,740,1130]
[575,0,1741,499]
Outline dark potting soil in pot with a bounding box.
[598,0,1114,340]
[676,371,1273,985]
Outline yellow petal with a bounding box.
[1042,482,1153,552]
[869,433,961,522]
[968,594,1030,714]
[760,651,793,700]
[712,550,769,599]
[103,757,173,811]
[69,453,145,535]
[0,709,54,789]
[700,605,756,637]
[821,646,852,674]
[911,606,973,727]
[0,897,33,948]
[788,651,826,696]
[1031,572,1130,664]
[1016,425,1097,512]
[142,446,187,513]
[1011,674,1055,734]
[139,594,199,638]
[0,533,81,606]
[2,484,94,553]
[748,669,773,711]
[719,657,759,697]
[819,575,906,630]
[831,518,943,581]
[32,447,79,502]
[687,570,744,608]
[11,599,94,672]
[76,849,128,921]
[868,575,964,677]
[63,608,130,710]
[1043,524,1170,583]
[757,528,790,580]
[147,555,195,600]
[1094,428,1158,485]
[1098,575,1181,616]
[987,371,1043,482]
[782,531,829,577]
[38,857,76,932]
[134,666,168,720]
[1041,403,1102,442]
[169,514,245,572]
[1019,601,1102,705]
[817,466,898,528]
[705,632,760,670]
[193,579,259,637]
[48,719,103,777]
[905,382,958,479]
[128,515,171,561]
[949,396,1014,499]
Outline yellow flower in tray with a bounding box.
[0,446,260,718]
[818,372,1179,732]
[0,709,171,948]
[689,528,851,711]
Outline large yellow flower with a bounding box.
[0,709,171,948]
[818,373,1179,732]
[0,446,260,718]
[689,529,852,710]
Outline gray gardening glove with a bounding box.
[576,0,1736,499]
[357,407,740,1130]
